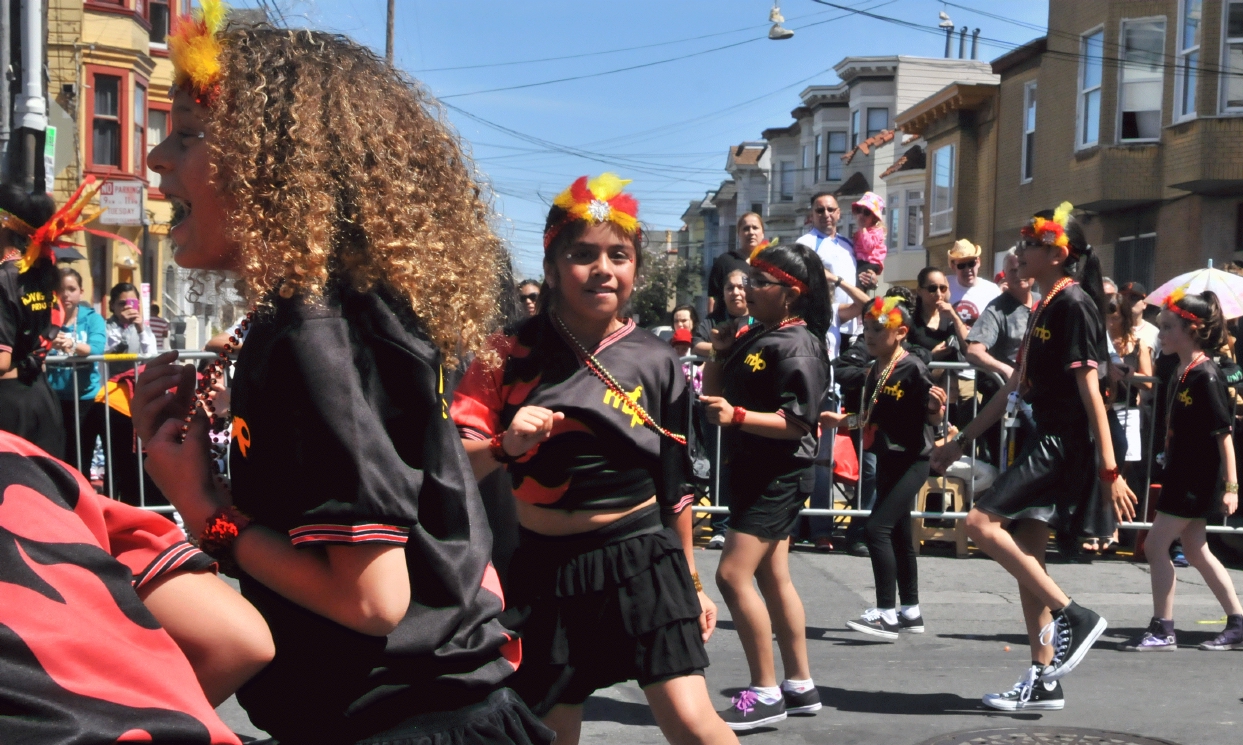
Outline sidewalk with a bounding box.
[215,549,1243,745]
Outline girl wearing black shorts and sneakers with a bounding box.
[846,296,947,639]
[453,174,737,745]
[932,204,1137,712]
[1121,289,1243,652]
[700,242,830,730]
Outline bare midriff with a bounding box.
[517,495,657,537]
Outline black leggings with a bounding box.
[865,455,929,609]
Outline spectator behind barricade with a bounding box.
[707,212,763,321]
[797,192,866,359]
[695,269,751,360]
[908,266,969,383]
[148,303,170,351]
[517,279,540,318]
[965,250,1040,466]
[947,239,1001,324]
[672,303,699,341]
[850,191,887,280]
[671,327,702,395]
[104,283,156,356]
[46,267,105,470]
[1119,282,1159,352]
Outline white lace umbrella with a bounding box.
[1147,260,1243,320]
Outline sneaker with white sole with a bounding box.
[899,613,925,633]
[846,608,899,640]
[781,686,822,714]
[1120,617,1177,652]
[717,689,786,730]
[1200,614,1243,651]
[707,534,725,550]
[982,664,1065,712]
[1041,601,1107,681]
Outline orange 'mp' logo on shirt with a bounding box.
[232,416,252,458]
[1032,326,1051,342]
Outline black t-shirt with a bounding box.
[906,308,956,357]
[1165,360,1234,495]
[0,258,58,381]
[707,250,750,321]
[228,288,519,744]
[452,314,693,515]
[864,353,935,457]
[721,322,828,478]
[832,336,931,414]
[1019,283,1108,430]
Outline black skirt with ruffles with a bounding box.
[502,505,709,715]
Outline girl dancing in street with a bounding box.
[931,204,1137,712]
[700,243,830,730]
[1121,289,1243,652]
[452,174,737,745]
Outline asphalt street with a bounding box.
[217,547,1243,745]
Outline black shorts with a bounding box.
[504,505,708,715]
[728,466,814,540]
[352,689,552,745]
[0,374,64,457]
[974,425,1114,540]
[1157,481,1221,521]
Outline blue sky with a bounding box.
[234,0,1050,278]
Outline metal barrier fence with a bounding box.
[682,356,1243,536]
[44,351,220,514]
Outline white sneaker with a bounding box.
[707,534,725,549]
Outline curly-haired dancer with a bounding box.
[932,204,1137,712]
[131,7,552,745]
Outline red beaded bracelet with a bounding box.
[1098,467,1120,483]
[489,432,538,464]
[730,406,748,428]
[197,505,252,562]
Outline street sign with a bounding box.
[99,181,144,226]
[43,126,56,182]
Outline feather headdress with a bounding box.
[544,173,639,249]
[865,296,906,330]
[747,238,778,262]
[169,0,228,105]
[1021,200,1074,250]
[12,178,105,274]
[1164,284,1200,325]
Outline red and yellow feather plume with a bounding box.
[170,0,228,104]
[865,296,905,330]
[545,173,639,248]
[15,177,106,274]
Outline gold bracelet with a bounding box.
[1226,481,1239,494]
[691,572,704,592]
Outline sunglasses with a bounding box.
[813,206,839,214]
[922,284,949,293]
[520,293,539,303]
[745,275,789,290]
[955,261,978,271]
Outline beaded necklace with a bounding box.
[863,348,907,426]
[178,309,255,443]
[553,313,687,445]
[1014,276,1075,390]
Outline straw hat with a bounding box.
[948,238,982,261]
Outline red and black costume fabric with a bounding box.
[719,321,828,540]
[1159,359,1235,519]
[228,287,545,745]
[451,314,706,715]
[975,283,1113,539]
[0,257,64,455]
[0,430,235,745]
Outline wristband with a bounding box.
[1099,467,1120,483]
[953,429,972,447]
[691,572,704,592]
[1226,482,1239,494]
[489,431,538,465]
[196,505,252,572]
[730,406,748,428]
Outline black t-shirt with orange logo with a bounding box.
[1164,360,1234,500]
[0,258,60,380]
[228,288,519,744]
[451,314,694,516]
[1019,283,1108,431]
[863,353,935,458]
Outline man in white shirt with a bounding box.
[946,238,1002,325]
[796,192,864,361]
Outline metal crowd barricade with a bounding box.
[44,350,221,513]
[680,356,1243,537]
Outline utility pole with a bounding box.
[0,0,11,182]
[14,0,45,191]
[385,0,394,64]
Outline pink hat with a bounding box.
[852,191,885,220]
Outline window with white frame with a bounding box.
[801,144,810,187]
[866,108,888,138]
[779,161,794,201]
[1120,18,1166,140]
[850,110,860,148]
[827,131,846,180]
[887,192,900,249]
[147,109,167,184]
[905,189,924,250]
[1177,0,1202,120]
[1022,81,1037,182]
[1078,29,1104,147]
[1222,1,1243,111]
[814,134,822,181]
[930,145,955,235]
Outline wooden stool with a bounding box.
[911,475,970,558]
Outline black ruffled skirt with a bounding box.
[503,505,709,715]
[352,689,552,745]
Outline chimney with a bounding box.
[958,26,967,59]
[971,28,981,59]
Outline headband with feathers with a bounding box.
[1021,201,1075,251]
[169,0,228,106]
[865,296,906,330]
[544,173,639,249]
[1164,285,1201,325]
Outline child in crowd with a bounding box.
[1122,288,1243,652]
[851,191,887,279]
[104,282,157,356]
[846,296,946,639]
[701,242,830,730]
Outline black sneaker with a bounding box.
[848,541,871,557]
[846,609,899,640]
[1200,614,1243,651]
[717,689,787,730]
[899,613,925,634]
[1041,601,1107,681]
[781,686,822,714]
[982,665,1065,712]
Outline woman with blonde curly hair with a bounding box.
[131,10,552,745]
